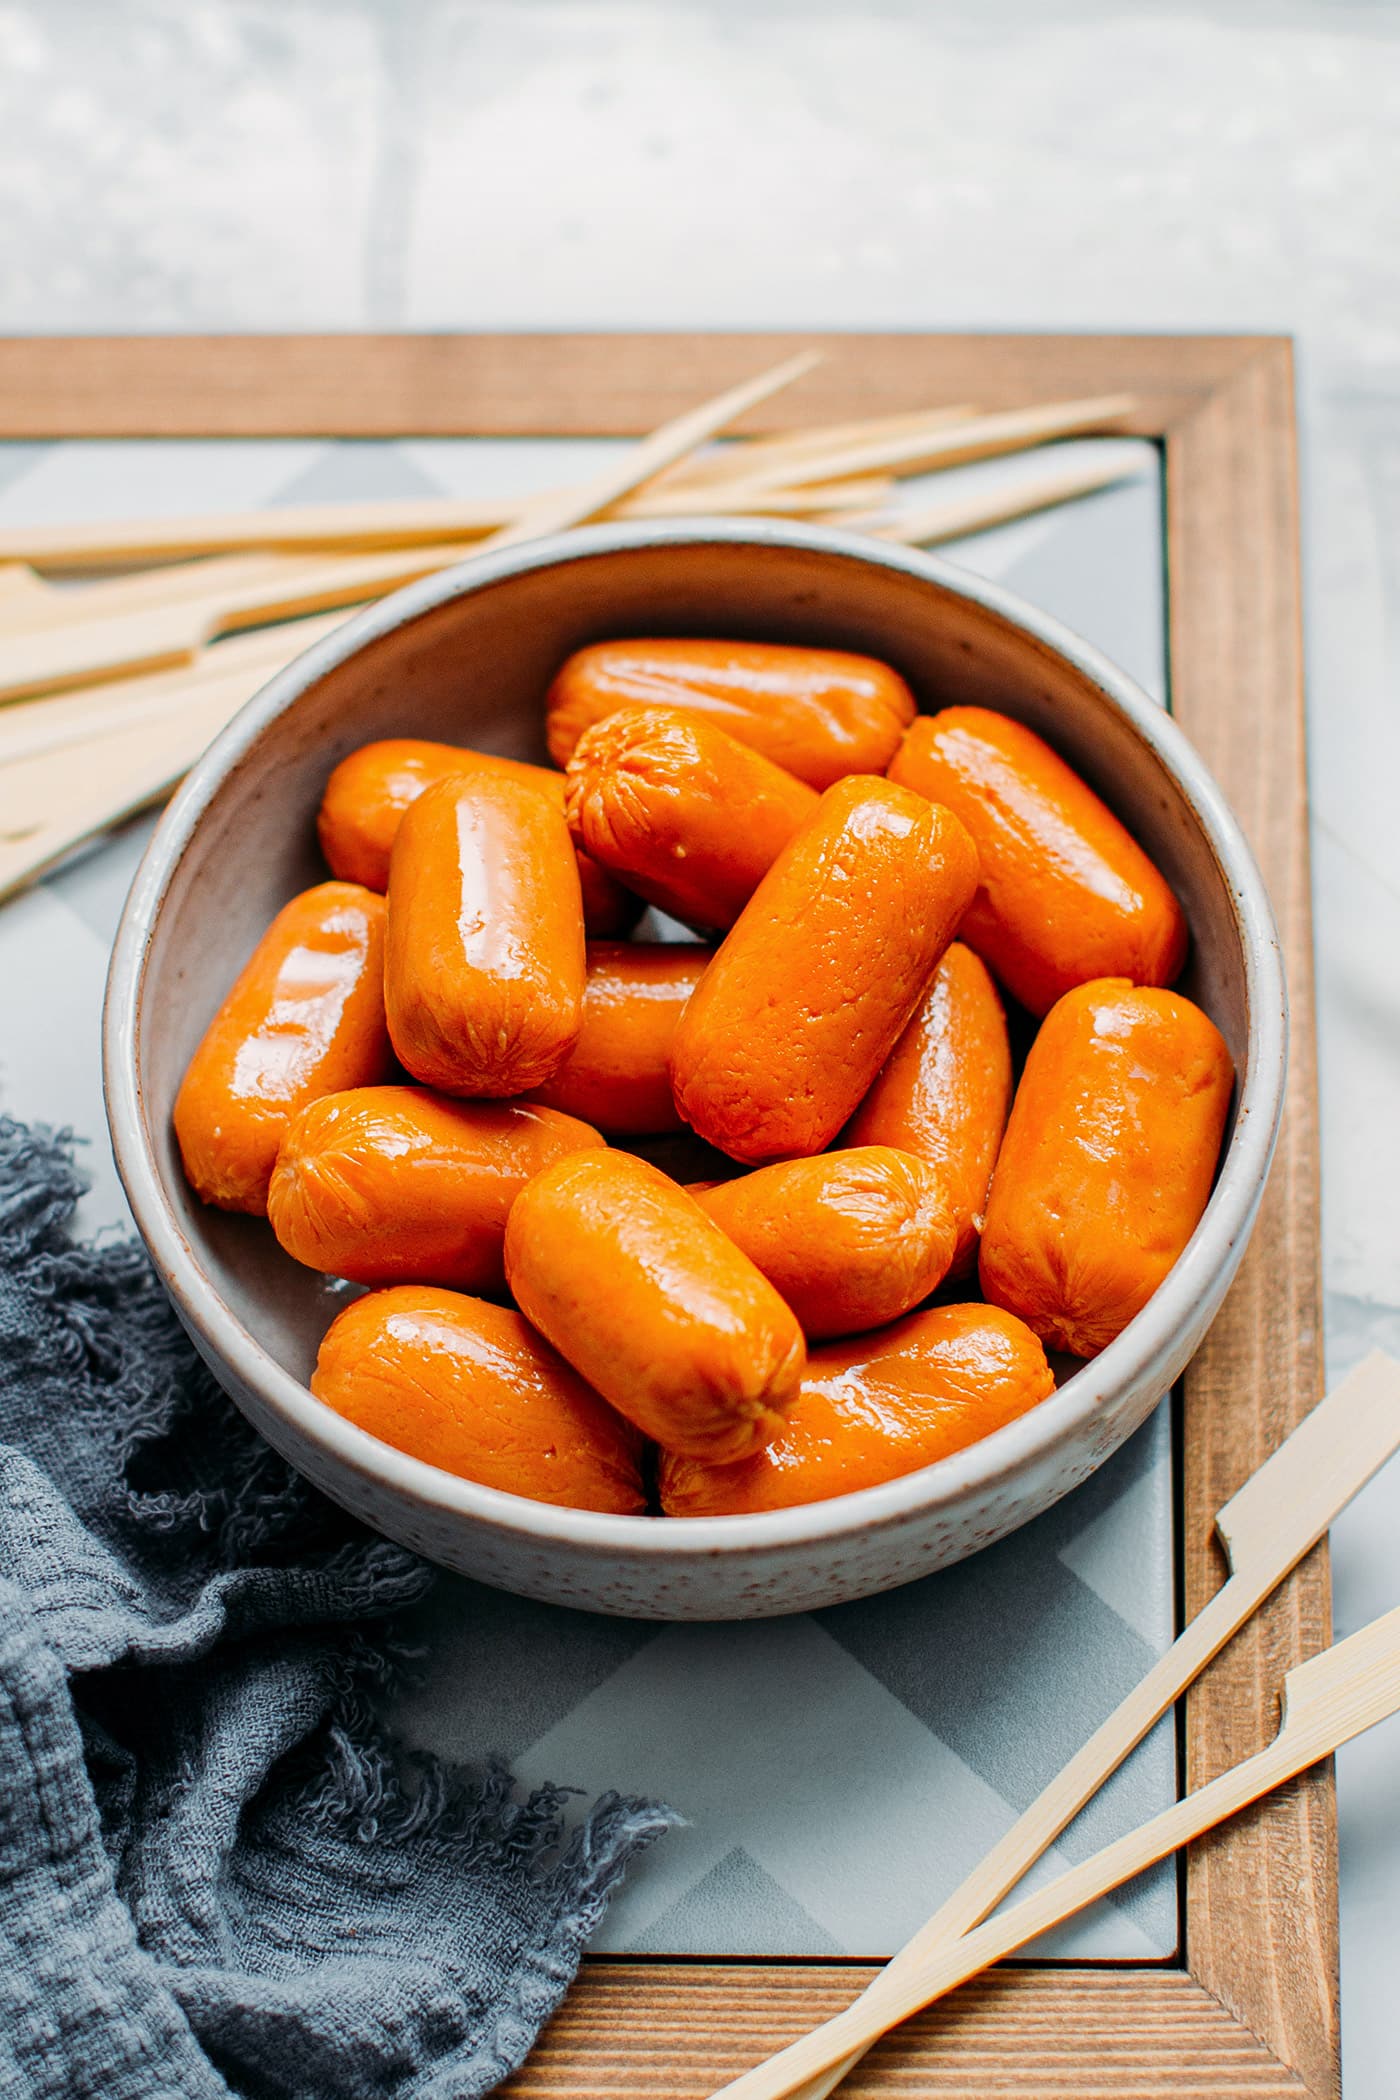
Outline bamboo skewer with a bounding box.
[0,353,824,886]
[665,405,979,489]
[0,541,504,701]
[0,392,1133,590]
[0,448,1138,764]
[0,408,971,570]
[0,441,1139,892]
[710,1592,1400,2100]
[736,393,1139,493]
[0,564,54,613]
[0,352,823,703]
[0,549,337,635]
[0,482,889,660]
[0,677,286,896]
[0,445,1125,789]
[0,615,346,771]
[0,447,1141,890]
[871,443,1150,548]
[0,506,518,569]
[613,475,893,519]
[0,369,1149,893]
[479,349,821,550]
[0,475,887,574]
[781,1350,1400,2100]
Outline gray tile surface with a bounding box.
[1,0,1398,2074]
[392,1413,1177,1960]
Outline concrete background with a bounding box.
[2,0,1398,2088]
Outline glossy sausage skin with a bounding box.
[173,881,393,1214]
[384,773,586,1096]
[267,1087,604,1290]
[670,776,980,1161]
[312,1286,646,1513]
[695,1147,957,1339]
[546,638,917,790]
[504,1150,805,1462]
[660,1303,1055,1515]
[887,707,1188,1015]
[530,942,712,1134]
[317,736,638,936]
[845,942,1011,1275]
[565,706,819,930]
[979,979,1233,1357]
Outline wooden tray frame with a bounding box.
[0,333,1327,2097]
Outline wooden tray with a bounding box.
[0,333,1326,2098]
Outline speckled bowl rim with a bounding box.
[104,517,1287,1564]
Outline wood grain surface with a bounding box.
[1166,342,1334,2096]
[0,331,1327,2097]
[1,330,1265,437]
[502,1966,1309,2096]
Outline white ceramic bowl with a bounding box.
[104,520,1286,1619]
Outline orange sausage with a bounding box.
[384,772,586,1096]
[888,707,1188,1015]
[845,942,1012,1275]
[267,1087,604,1290]
[312,1286,646,1513]
[695,1148,957,1339]
[530,942,712,1134]
[317,736,638,936]
[503,1150,805,1463]
[669,776,980,1161]
[565,707,819,930]
[173,881,393,1214]
[660,1303,1055,1515]
[546,638,917,789]
[979,979,1233,1358]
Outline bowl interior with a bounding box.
[129,531,1256,1414]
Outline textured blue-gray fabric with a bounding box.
[0,1118,674,2100]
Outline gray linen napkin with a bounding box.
[0,1117,674,2100]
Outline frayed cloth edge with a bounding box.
[417,1788,681,2100]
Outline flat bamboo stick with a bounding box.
[0,615,345,769]
[0,540,486,701]
[0,351,822,704]
[0,416,933,572]
[0,481,841,569]
[0,394,1127,575]
[0,353,823,883]
[2,491,600,567]
[0,447,1144,883]
[0,445,1132,746]
[784,1351,1400,2100]
[665,405,980,489]
[0,489,889,769]
[612,474,894,518]
[712,1577,1400,2100]
[0,564,52,611]
[0,549,350,636]
[737,393,1139,493]
[0,684,262,897]
[0,508,514,569]
[870,444,1150,549]
[0,501,909,871]
[0,477,890,644]
[481,349,821,549]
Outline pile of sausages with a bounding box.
[173,639,1233,1519]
